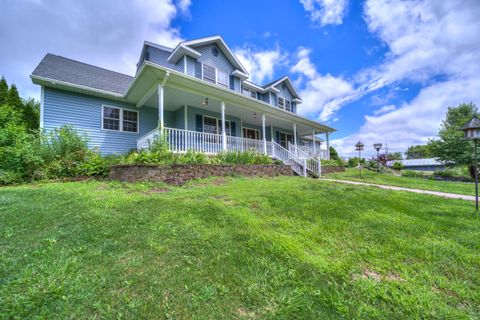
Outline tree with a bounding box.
[0,77,8,105]
[406,144,433,159]
[429,102,477,177]
[388,152,403,161]
[329,146,340,161]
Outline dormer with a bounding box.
[262,77,302,113]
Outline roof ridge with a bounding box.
[45,53,133,79]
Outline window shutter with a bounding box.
[196,114,203,132]
[275,130,280,143]
[230,121,236,136]
[229,75,235,90]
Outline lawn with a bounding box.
[326,168,475,196]
[1,177,479,319]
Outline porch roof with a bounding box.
[125,61,336,134]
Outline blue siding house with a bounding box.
[31,36,336,176]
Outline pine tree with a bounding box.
[0,77,8,106]
[7,84,23,110]
[329,146,340,161]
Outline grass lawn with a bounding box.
[326,168,475,196]
[1,177,479,319]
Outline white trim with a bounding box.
[136,81,159,108]
[181,36,249,74]
[101,105,139,134]
[158,84,164,130]
[31,74,123,98]
[167,44,201,64]
[264,76,302,101]
[202,115,231,135]
[293,123,297,146]
[221,101,226,151]
[184,104,188,130]
[242,126,260,140]
[40,86,44,129]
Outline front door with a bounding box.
[279,132,293,149]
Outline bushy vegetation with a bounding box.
[392,161,404,170]
[321,159,344,167]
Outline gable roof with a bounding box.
[167,36,249,75]
[31,53,133,95]
[262,76,301,101]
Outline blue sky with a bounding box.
[1,0,479,156]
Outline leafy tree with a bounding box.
[406,144,433,159]
[329,146,340,161]
[22,98,40,131]
[348,157,366,168]
[388,152,403,160]
[7,84,23,110]
[429,103,477,177]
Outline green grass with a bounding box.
[326,168,475,196]
[1,177,479,319]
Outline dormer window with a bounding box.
[202,64,216,84]
[217,70,229,87]
[285,99,291,112]
[278,97,285,109]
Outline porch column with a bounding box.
[158,84,164,131]
[312,129,316,155]
[221,101,227,151]
[326,132,330,159]
[293,123,297,146]
[262,113,267,155]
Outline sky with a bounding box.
[1,0,480,157]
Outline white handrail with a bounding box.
[289,143,321,177]
[272,141,306,177]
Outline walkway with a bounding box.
[323,179,475,202]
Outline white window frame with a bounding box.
[101,105,139,134]
[285,99,291,112]
[217,69,229,88]
[278,97,285,109]
[202,63,216,84]
[242,126,260,140]
[202,115,231,136]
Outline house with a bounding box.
[31,36,335,176]
[386,158,446,171]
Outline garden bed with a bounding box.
[109,163,293,185]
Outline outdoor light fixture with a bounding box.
[461,116,480,212]
[253,112,257,120]
[373,143,383,171]
[355,141,365,177]
[202,97,209,107]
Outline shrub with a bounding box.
[214,151,273,165]
[321,159,343,167]
[401,170,425,178]
[79,152,123,177]
[392,162,404,171]
[176,150,210,164]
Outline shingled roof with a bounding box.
[31,54,133,95]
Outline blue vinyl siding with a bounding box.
[145,46,183,73]
[194,44,235,74]
[186,56,196,76]
[275,83,294,101]
[43,88,163,154]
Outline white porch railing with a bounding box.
[137,127,313,177]
[289,143,321,177]
[298,146,329,160]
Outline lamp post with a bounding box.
[373,143,382,171]
[461,116,480,212]
[355,141,365,177]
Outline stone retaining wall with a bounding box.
[109,164,293,185]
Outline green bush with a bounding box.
[401,170,425,178]
[321,159,343,167]
[392,162,404,171]
[79,152,123,177]
[214,151,273,165]
[176,150,210,164]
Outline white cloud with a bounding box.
[0,0,190,99]
[373,104,395,116]
[300,0,348,26]
[325,0,480,156]
[234,45,288,84]
[290,47,355,121]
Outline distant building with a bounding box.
[386,158,446,171]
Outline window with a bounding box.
[203,116,231,135]
[278,97,285,109]
[103,106,120,131]
[243,127,260,140]
[250,91,256,98]
[242,87,250,97]
[217,70,229,87]
[102,106,138,133]
[123,110,138,133]
[285,99,291,112]
[202,64,216,84]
